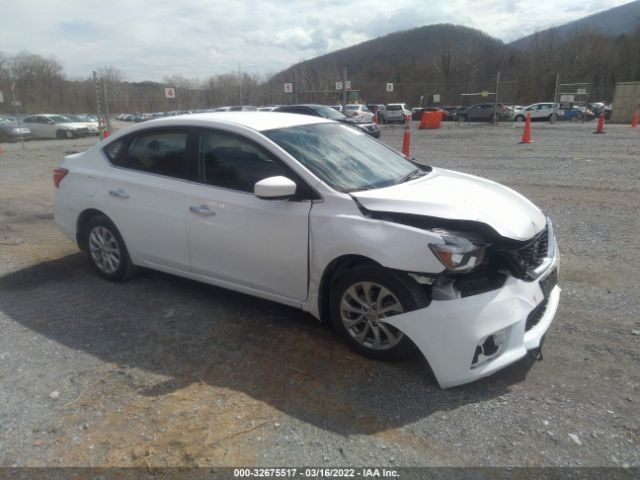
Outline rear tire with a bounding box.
[83,215,138,281]
[514,115,525,122]
[329,266,429,360]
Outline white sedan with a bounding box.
[53,113,560,388]
[22,114,91,139]
[344,104,374,122]
[513,103,557,122]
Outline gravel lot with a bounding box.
[0,120,638,469]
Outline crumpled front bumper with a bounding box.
[386,236,560,389]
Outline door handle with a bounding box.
[189,205,216,216]
[108,188,130,199]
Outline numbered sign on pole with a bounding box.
[345,81,351,90]
[433,94,440,103]
[165,87,176,99]
[335,81,343,90]
[284,83,293,93]
[386,83,394,92]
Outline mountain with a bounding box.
[270,24,507,83]
[510,0,640,48]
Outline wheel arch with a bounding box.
[76,208,110,251]
[317,254,381,322]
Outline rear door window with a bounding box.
[119,130,196,181]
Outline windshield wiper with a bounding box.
[398,169,426,184]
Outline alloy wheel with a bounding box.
[88,226,121,274]
[339,281,405,350]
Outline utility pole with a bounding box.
[10,81,25,150]
[551,73,560,124]
[101,77,112,135]
[93,71,104,140]
[494,71,501,125]
[342,66,348,108]
[293,70,298,104]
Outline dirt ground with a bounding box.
[0,120,638,470]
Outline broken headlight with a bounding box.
[429,232,486,272]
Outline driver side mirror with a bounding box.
[254,176,297,200]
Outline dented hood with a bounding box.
[351,167,546,241]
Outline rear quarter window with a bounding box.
[103,138,126,164]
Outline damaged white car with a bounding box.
[54,112,560,388]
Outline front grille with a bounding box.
[499,227,549,280]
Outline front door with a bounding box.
[186,129,311,301]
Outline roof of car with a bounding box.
[126,112,333,132]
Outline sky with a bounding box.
[0,0,633,82]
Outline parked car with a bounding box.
[214,106,257,112]
[21,114,90,139]
[344,104,374,122]
[53,112,559,388]
[0,117,32,142]
[557,106,594,122]
[366,104,386,122]
[442,106,461,121]
[411,107,424,121]
[588,102,611,119]
[513,103,556,122]
[66,114,100,135]
[458,103,512,122]
[257,106,280,112]
[385,103,411,123]
[274,104,380,138]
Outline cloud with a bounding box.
[0,0,632,81]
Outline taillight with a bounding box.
[53,167,69,188]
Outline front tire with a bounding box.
[83,215,138,281]
[329,266,429,360]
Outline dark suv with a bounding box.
[457,103,511,122]
[274,104,380,138]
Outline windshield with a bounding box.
[265,123,427,193]
[0,118,14,125]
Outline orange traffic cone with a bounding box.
[0,145,4,156]
[594,113,606,134]
[520,112,532,144]
[402,115,411,156]
[103,129,110,139]
[632,111,638,128]
[373,111,379,125]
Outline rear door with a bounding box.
[104,128,197,272]
[185,128,312,301]
[22,116,47,138]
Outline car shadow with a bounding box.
[0,254,537,435]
